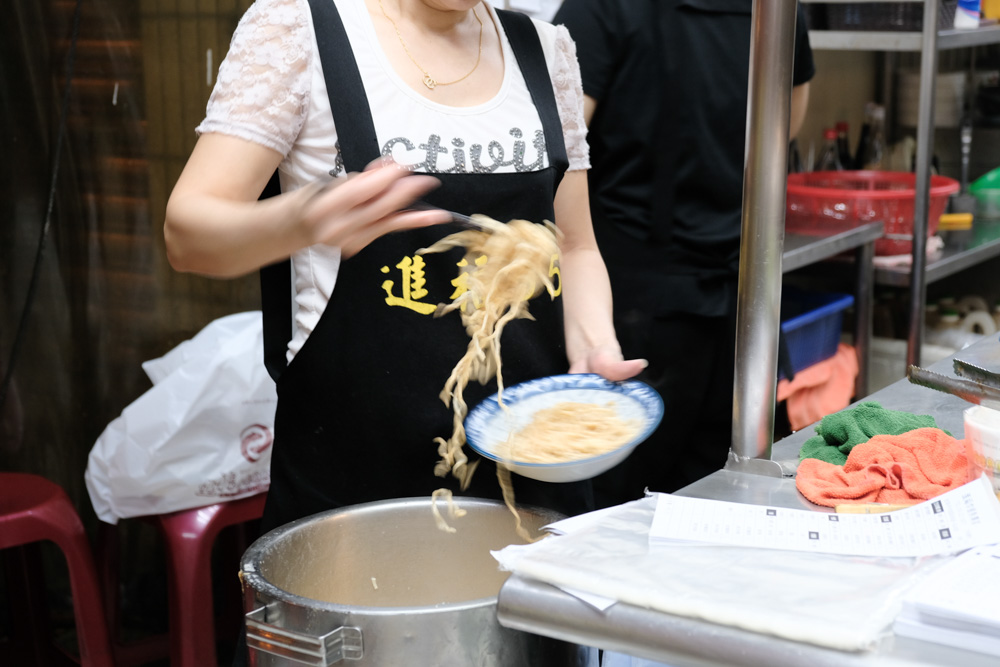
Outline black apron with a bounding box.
[258,0,593,535]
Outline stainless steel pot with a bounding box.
[240,497,591,666]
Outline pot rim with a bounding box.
[240,496,559,614]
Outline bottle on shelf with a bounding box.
[835,121,853,170]
[814,128,844,172]
[857,104,886,171]
[853,102,875,170]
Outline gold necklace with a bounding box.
[378,0,484,90]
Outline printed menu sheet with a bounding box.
[649,476,1000,558]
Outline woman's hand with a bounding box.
[165,134,450,278]
[297,160,450,258]
[568,341,647,382]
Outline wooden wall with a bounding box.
[2,0,260,655]
[141,0,258,348]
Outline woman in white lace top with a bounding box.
[163,0,644,598]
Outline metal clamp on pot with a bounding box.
[245,605,363,665]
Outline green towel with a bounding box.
[797,401,942,466]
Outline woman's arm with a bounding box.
[554,170,647,381]
[164,133,450,278]
[789,82,810,140]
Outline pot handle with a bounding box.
[245,606,364,665]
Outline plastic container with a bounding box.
[954,0,982,28]
[869,337,954,393]
[926,312,962,348]
[778,288,854,380]
[957,294,990,316]
[785,171,960,256]
[962,310,997,336]
[970,166,1000,219]
[964,405,1000,501]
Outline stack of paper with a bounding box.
[649,475,1000,558]
[894,544,1000,657]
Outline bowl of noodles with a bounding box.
[464,374,664,483]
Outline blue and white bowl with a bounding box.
[464,373,664,483]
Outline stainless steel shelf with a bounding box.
[808,24,1000,51]
[802,1,1000,367]
[783,223,884,273]
[874,221,1000,286]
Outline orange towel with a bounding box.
[795,427,968,507]
[777,343,859,431]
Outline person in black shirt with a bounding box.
[555,0,816,507]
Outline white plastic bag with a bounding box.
[85,312,276,524]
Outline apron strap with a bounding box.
[308,0,380,172]
[495,9,569,178]
[262,0,382,382]
[259,172,292,382]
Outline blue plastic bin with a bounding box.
[778,288,854,380]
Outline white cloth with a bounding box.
[196,0,589,361]
[493,496,937,653]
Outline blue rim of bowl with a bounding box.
[464,373,665,469]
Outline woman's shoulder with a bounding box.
[495,10,576,72]
[199,0,314,157]
[236,0,312,39]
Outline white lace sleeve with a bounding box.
[551,25,591,172]
[196,0,312,157]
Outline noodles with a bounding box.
[419,216,561,490]
[500,401,638,464]
[421,215,560,538]
[423,217,634,540]
[430,488,467,534]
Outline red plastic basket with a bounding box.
[785,171,959,256]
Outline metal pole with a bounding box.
[854,240,875,399]
[906,0,940,369]
[727,0,797,475]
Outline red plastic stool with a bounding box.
[155,493,267,667]
[0,472,115,667]
[98,492,267,667]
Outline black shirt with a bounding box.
[555,0,815,316]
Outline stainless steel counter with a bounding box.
[497,334,1000,666]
